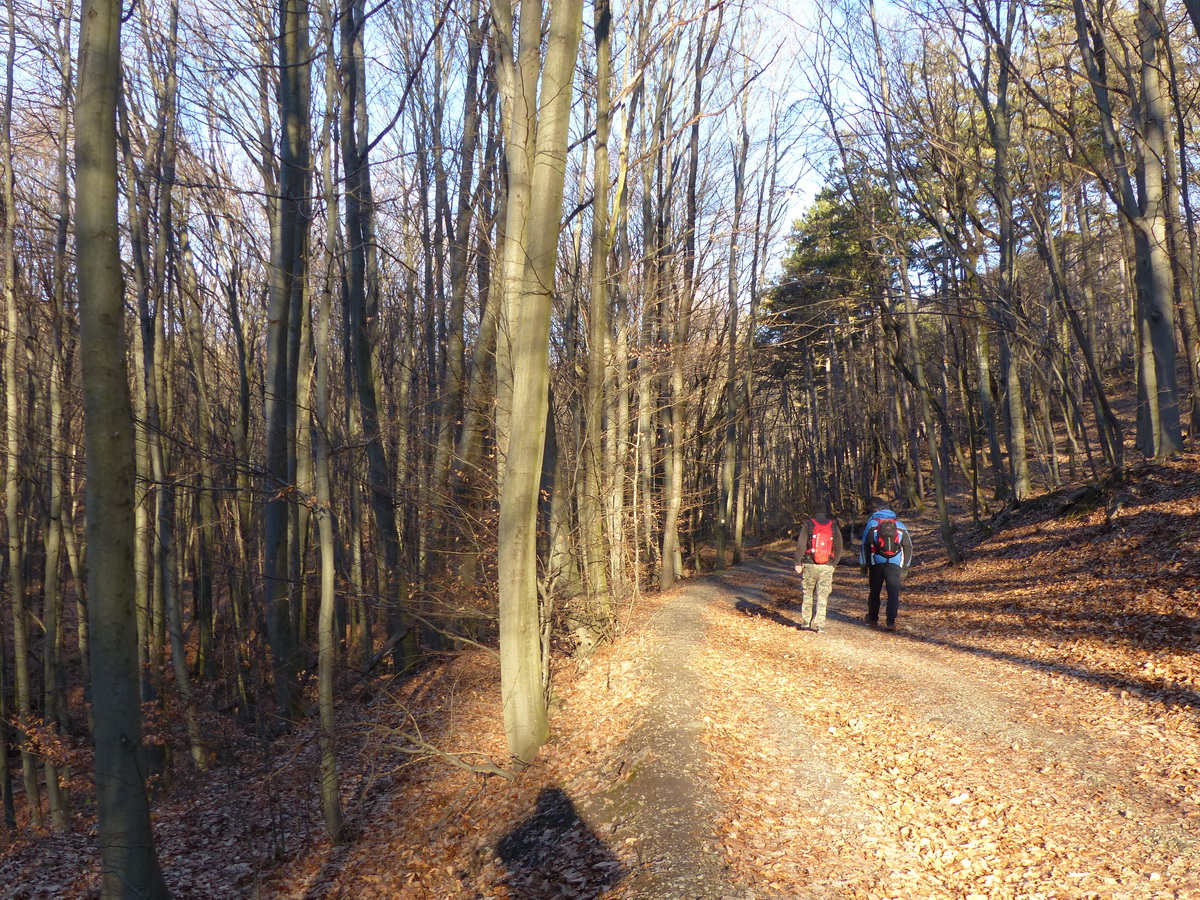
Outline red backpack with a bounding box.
[808,519,834,564]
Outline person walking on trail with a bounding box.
[794,500,843,633]
[859,497,913,631]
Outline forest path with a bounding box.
[585,553,1199,900]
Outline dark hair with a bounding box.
[869,496,888,512]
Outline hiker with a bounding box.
[858,497,912,630]
[794,499,844,633]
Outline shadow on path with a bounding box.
[880,627,1200,713]
[738,554,1200,717]
[497,787,625,899]
[734,597,806,631]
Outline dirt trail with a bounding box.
[587,554,1199,900]
[585,582,734,898]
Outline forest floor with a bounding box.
[3,453,1200,899]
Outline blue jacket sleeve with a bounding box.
[859,516,876,565]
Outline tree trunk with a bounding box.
[1071,0,1182,458]
[1,0,40,821]
[0,0,32,830]
[263,0,313,719]
[41,0,77,831]
[1163,32,1200,440]
[435,0,485,543]
[1132,0,1182,456]
[718,122,748,571]
[606,51,642,593]
[662,5,720,589]
[582,0,613,610]
[492,0,583,764]
[990,0,1029,501]
[315,0,343,834]
[341,0,410,669]
[76,0,171,891]
[177,220,218,679]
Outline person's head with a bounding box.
[869,496,888,513]
[812,496,832,518]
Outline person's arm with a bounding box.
[795,521,810,571]
[832,518,844,562]
[859,517,873,566]
[901,527,914,569]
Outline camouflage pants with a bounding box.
[800,563,835,630]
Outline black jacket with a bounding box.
[796,515,844,567]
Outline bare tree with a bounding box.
[492,0,584,763]
[1,0,40,828]
[75,0,171,892]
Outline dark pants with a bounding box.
[867,563,903,625]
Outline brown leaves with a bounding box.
[7,458,1200,898]
[691,480,1200,897]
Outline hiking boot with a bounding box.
[863,615,878,627]
[812,624,824,634]
[885,621,896,631]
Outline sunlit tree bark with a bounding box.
[1070,0,1182,458]
[581,0,613,612]
[492,0,584,763]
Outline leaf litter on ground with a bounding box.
[2,454,1199,899]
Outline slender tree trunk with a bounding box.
[582,0,613,611]
[225,268,254,714]
[450,53,502,596]
[343,0,411,669]
[76,0,171,891]
[40,0,78,831]
[1,0,33,830]
[314,1,343,834]
[492,0,583,764]
[177,221,218,678]
[606,51,641,594]
[1029,173,1125,470]
[990,0,1029,501]
[718,122,748,571]
[264,0,313,719]
[662,6,720,589]
[293,275,314,650]
[1,0,40,821]
[434,0,485,540]
[143,0,204,769]
[1164,33,1200,439]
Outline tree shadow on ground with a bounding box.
[763,553,1200,709]
[882,627,1200,714]
[496,787,625,899]
[734,597,807,631]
